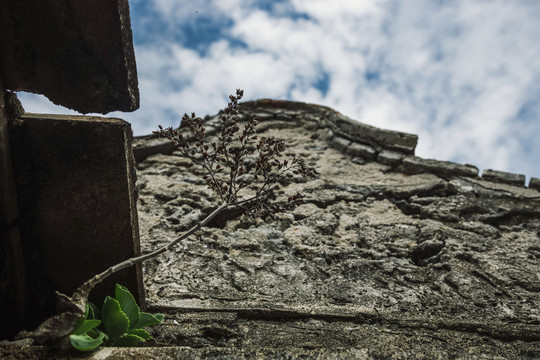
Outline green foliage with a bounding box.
[70,284,164,351]
[69,303,106,351]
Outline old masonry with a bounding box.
[106,100,540,358]
[4,98,540,358]
[1,0,539,357]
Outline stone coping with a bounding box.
[133,99,539,191]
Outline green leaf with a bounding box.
[115,284,140,329]
[88,302,99,320]
[69,332,104,352]
[72,316,86,335]
[128,328,152,341]
[83,303,90,319]
[89,329,109,342]
[153,313,165,322]
[132,312,164,329]
[102,296,129,338]
[113,333,145,347]
[71,319,101,336]
[71,303,102,336]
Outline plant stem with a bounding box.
[71,196,258,304]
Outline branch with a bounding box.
[16,89,317,345]
[16,198,255,344]
[70,201,232,305]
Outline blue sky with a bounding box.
[18,0,540,182]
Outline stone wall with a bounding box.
[3,99,539,358]
[135,99,539,189]
[126,100,540,358]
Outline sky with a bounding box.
[18,0,540,182]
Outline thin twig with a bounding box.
[71,193,266,304]
[17,89,317,345]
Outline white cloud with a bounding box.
[16,0,540,180]
[379,0,540,178]
[291,0,384,20]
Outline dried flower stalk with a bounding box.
[17,89,317,344]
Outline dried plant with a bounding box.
[16,89,318,346]
[154,89,317,217]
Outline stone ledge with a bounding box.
[400,156,479,178]
[347,141,377,160]
[530,177,540,191]
[4,344,528,360]
[0,346,377,360]
[133,101,536,194]
[239,99,418,154]
[482,169,526,187]
[377,150,405,166]
[329,133,350,152]
[4,312,540,359]
[328,133,378,161]
[136,100,417,164]
[326,112,417,154]
[133,135,175,163]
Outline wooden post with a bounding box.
[0,0,144,338]
[0,78,26,339]
[9,113,145,334]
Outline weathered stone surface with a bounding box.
[530,177,540,191]
[401,155,479,178]
[9,113,144,333]
[347,141,377,160]
[133,133,176,163]
[327,111,418,154]
[131,101,540,357]
[328,134,350,152]
[377,149,404,166]
[239,99,418,154]
[482,169,526,186]
[3,321,540,360]
[0,0,139,114]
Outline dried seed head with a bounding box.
[155,89,318,217]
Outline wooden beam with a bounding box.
[0,78,26,339]
[9,113,145,332]
[0,0,139,114]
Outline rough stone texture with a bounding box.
[0,0,139,114]
[377,149,404,166]
[346,141,377,160]
[8,113,144,334]
[1,333,538,360]
[482,169,526,187]
[240,99,419,154]
[5,101,539,358]
[133,100,418,163]
[128,101,540,358]
[530,177,540,191]
[133,133,177,163]
[401,155,479,178]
